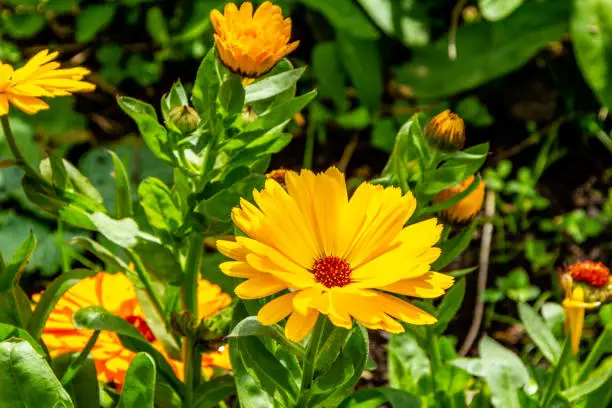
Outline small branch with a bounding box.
[448,0,468,60]
[460,189,495,356]
[337,134,359,173]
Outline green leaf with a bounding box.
[382,114,429,187]
[229,317,306,359]
[244,90,317,132]
[338,387,421,408]
[28,269,97,339]
[432,221,477,270]
[219,74,246,115]
[518,303,561,364]
[372,118,397,153]
[0,339,74,408]
[337,33,382,112]
[4,14,46,38]
[73,306,181,391]
[117,96,172,164]
[395,1,569,98]
[0,322,45,355]
[52,354,100,408]
[193,375,236,408]
[313,351,355,393]
[117,353,156,408]
[61,159,105,205]
[89,213,140,248]
[76,4,117,43]
[479,0,525,21]
[298,0,379,39]
[312,42,347,111]
[435,278,466,334]
[133,240,182,285]
[571,0,612,109]
[315,323,351,375]
[146,7,170,46]
[387,331,429,392]
[192,48,220,127]
[68,236,129,273]
[357,0,430,47]
[0,232,36,292]
[48,155,68,190]
[138,177,182,241]
[245,67,307,104]
[108,151,133,219]
[228,338,275,408]
[562,358,612,402]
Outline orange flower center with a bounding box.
[312,256,352,288]
[125,315,156,342]
[568,261,610,287]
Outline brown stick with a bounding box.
[448,0,468,60]
[459,189,495,356]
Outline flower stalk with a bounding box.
[296,317,327,407]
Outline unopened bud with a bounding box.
[171,311,198,338]
[168,105,200,133]
[196,304,234,351]
[424,110,466,152]
[433,175,485,224]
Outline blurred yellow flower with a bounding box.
[0,49,95,116]
[217,167,453,342]
[562,261,610,354]
[210,2,299,78]
[37,272,231,385]
[434,175,485,223]
[424,109,466,152]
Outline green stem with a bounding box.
[578,324,612,383]
[57,220,70,273]
[296,317,327,407]
[1,115,54,190]
[540,337,572,408]
[61,330,100,386]
[182,235,204,407]
[426,327,442,393]
[303,123,315,169]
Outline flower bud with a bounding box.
[433,175,485,223]
[196,305,233,351]
[266,168,287,187]
[424,110,466,152]
[171,311,197,338]
[168,105,200,133]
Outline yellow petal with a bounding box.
[285,309,319,342]
[234,276,288,299]
[380,272,454,298]
[257,292,297,325]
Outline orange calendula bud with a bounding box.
[210,2,299,78]
[266,168,288,186]
[434,175,485,223]
[424,109,466,152]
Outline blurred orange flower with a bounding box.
[210,2,299,78]
[0,49,95,115]
[36,272,231,385]
[434,175,485,223]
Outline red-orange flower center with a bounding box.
[568,261,610,287]
[312,256,352,288]
[125,315,156,342]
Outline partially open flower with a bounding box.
[424,110,466,152]
[560,261,611,354]
[217,167,454,342]
[434,175,486,223]
[0,49,95,115]
[210,2,299,78]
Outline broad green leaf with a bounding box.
[117,353,156,408]
[518,303,560,364]
[89,213,140,248]
[338,387,421,408]
[117,96,172,164]
[382,114,428,187]
[562,358,612,402]
[52,354,100,408]
[298,0,379,39]
[244,90,317,132]
[48,155,68,190]
[435,278,466,334]
[0,322,44,355]
[228,338,275,408]
[312,42,347,111]
[395,1,569,98]
[387,331,429,392]
[28,269,97,339]
[0,232,36,292]
[337,32,382,112]
[479,0,525,21]
[68,236,129,273]
[431,221,477,270]
[312,351,355,393]
[192,48,220,126]
[138,177,182,241]
[571,0,612,108]
[109,151,133,219]
[133,240,182,285]
[229,317,306,359]
[193,375,236,408]
[61,159,105,205]
[245,67,307,104]
[0,339,74,408]
[357,0,430,47]
[315,322,351,375]
[219,74,246,115]
[73,306,181,391]
[76,4,117,43]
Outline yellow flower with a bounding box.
[561,261,610,354]
[0,49,95,115]
[216,167,454,342]
[210,2,299,78]
[37,272,232,385]
[424,110,466,152]
[434,175,485,223]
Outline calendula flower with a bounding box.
[561,261,610,354]
[210,2,299,78]
[0,49,95,115]
[37,272,232,384]
[434,175,485,223]
[217,167,454,342]
[424,109,466,152]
